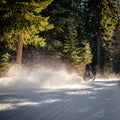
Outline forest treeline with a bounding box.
[0,0,120,77]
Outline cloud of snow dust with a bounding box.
[0,65,86,90]
[95,71,120,80]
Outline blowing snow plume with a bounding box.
[0,65,84,91]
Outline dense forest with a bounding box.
[0,0,120,77]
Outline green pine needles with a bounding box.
[0,53,10,77]
[100,0,119,41]
[0,0,54,49]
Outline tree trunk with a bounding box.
[70,0,73,6]
[97,37,101,72]
[16,34,23,64]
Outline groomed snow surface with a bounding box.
[0,66,120,120]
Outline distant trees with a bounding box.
[78,0,119,72]
[0,0,119,76]
[112,25,120,73]
[42,0,119,74]
[42,0,93,73]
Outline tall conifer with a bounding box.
[0,0,53,64]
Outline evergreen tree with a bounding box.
[100,0,119,71]
[112,25,120,73]
[112,0,120,73]
[0,0,53,64]
[62,23,81,69]
[42,0,91,73]
[101,0,119,40]
[41,0,69,57]
[84,0,119,72]
[0,53,10,77]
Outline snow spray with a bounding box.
[0,65,85,90]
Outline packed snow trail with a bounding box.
[0,79,120,120]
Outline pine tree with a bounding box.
[41,0,69,57]
[84,0,119,72]
[42,0,88,70]
[100,0,119,40]
[62,23,81,66]
[99,0,119,71]
[0,0,54,64]
[41,0,119,73]
[0,53,10,77]
[112,25,120,73]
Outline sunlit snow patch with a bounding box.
[0,103,15,111]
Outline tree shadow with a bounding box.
[0,80,119,120]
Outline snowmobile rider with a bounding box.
[83,62,95,81]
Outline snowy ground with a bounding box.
[0,78,120,120]
[0,66,120,120]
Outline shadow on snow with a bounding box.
[0,80,119,120]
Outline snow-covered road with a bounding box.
[0,79,120,120]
